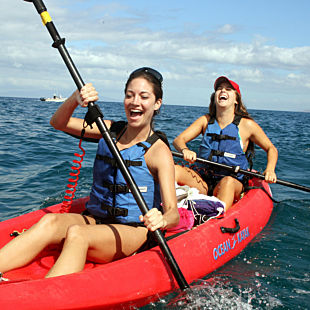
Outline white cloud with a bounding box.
[0,1,309,111]
[217,24,237,34]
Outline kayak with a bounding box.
[0,177,273,309]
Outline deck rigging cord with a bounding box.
[60,134,85,213]
[24,0,190,291]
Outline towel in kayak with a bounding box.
[168,185,225,233]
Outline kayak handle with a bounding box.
[220,218,240,234]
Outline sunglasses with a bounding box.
[130,67,163,83]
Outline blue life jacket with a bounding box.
[86,121,167,223]
[198,115,248,180]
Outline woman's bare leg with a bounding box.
[213,176,243,211]
[46,224,148,278]
[175,165,208,194]
[0,213,94,274]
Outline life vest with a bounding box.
[86,121,168,223]
[198,115,248,180]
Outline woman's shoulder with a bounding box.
[239,117,258,129]
[147,137,172,160]
[145,137,173,173]
[150,136,171,154]
[190,113,209,129]
[197,113,210,133]
[239,117,262,138]
[148,130,170,148]
[198,113,210,122]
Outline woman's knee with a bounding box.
[219,176,235,186]
[174,164,183,182]
[36,213,62,233]
[175,165,208,194]
[215,176,242,196]
[65,225,88,244]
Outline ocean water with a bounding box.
[0,97,309,309]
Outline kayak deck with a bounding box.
[0,178,273,309]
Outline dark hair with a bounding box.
[124,68,163,120]
[125,68,163,100]
[208,91,251,119]
[208,90,255,168]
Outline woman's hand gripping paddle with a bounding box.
[172,151,310,193]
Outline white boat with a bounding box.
[40,95,67,102]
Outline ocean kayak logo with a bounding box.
[213,226,249,260]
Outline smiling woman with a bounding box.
[0,67,180,279]
[123,67,163,132]
[173,76,278,211]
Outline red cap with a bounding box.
[214,76,241,95]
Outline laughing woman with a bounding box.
[173,76,278,211]
[0,67,179,279]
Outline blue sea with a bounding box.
[0,97,309,309]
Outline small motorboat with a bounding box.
[40,95,67,102]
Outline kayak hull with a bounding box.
[0,178,273,309]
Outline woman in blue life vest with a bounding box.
[0,68,179,279]
[173,76,278,211]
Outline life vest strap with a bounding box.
[102,181,129,193]
[101,203,128,217]
[102,181,148,194]
[207,133,236,141]
[209,149,237,160]
[96,154,142,167]
[209,115,242,126]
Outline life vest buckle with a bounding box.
[101,204,128,217]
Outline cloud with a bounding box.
[216,24,238,34]
[1,1,309,111]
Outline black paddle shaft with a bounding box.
[25,0,189,290]
[172,151,310,193]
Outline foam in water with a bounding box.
[145,277,283,309]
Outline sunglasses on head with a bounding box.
[131,67,163,83]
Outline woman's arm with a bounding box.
[141,140,179,231]
[243,119,278,183]
[50,83,111,140]
[173,115,208,163]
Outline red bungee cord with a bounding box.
[60,136,85,213]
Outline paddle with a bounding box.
[24,0,189,290]
[172,151,310,193]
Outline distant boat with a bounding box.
[40,94,67,102]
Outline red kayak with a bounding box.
[0,177,273,309]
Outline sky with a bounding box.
[1,0,310,112]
